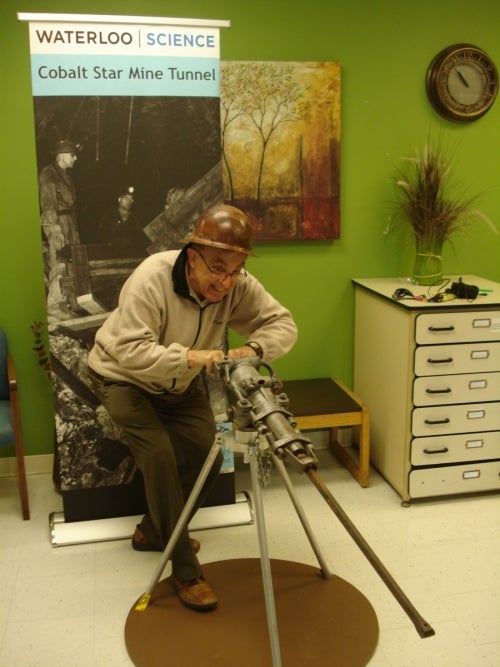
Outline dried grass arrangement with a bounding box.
[393,141,495,285]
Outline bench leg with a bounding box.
[329,418,369,488]
[357,411,370,487]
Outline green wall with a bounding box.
[1,0,499,457]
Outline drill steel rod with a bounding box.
[304,463,435,638]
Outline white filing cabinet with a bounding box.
[352,275,500,504]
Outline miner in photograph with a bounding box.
[38,138,80,320]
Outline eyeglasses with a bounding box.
[193,248,247,281]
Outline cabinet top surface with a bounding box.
[352,275,500,309]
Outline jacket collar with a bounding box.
[172,246,192,299]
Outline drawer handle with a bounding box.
[425,388,451,394]
[423,447,449,454]
[424,417,450,425]
[427,326,455,332]
[427,357,453,364]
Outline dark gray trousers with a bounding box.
[89,370,223,581]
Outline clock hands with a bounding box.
[455,68,469,87]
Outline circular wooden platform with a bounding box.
[125,558,378,667]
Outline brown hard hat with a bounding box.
[181,204,255,255]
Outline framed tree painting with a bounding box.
[221,61,341,241]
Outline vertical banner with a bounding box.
[20,14,229,522]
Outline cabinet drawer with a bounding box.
[413,372,500,406]
[409,461,500,498]
[415,311,500,344]
[411,431,500,465]
[414,342,500,376]
[412,402,500,436]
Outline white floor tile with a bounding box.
[480,641,500,667]
[379,620,492,667]
[8,572,96,624]
[0,616,94,667]
[442,587,500,645]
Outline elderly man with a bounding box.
[88,204,297,612]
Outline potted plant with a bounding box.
[392,140,495,285]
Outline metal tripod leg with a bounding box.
[246,441,333,667]
[135,436,222,611]
[248,443,282,667]
[271,454,333,579]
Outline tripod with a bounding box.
[134,427,331,667]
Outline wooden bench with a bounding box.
[282,377,370,487]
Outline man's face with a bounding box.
[118,194,134,210]
[57,152,77,169]
[187,246,246,302]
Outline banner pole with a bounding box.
[17,13,230,28]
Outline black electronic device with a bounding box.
[392,288,414,300]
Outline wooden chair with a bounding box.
[0,328,30,519]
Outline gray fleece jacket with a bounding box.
[88,248,297,394]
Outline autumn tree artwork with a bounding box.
[220,61,341,241]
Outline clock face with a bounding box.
[447,62,487,106]
[426,45,498,122]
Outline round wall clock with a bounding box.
[426,44,498,122]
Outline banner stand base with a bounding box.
[49,491,253,547]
